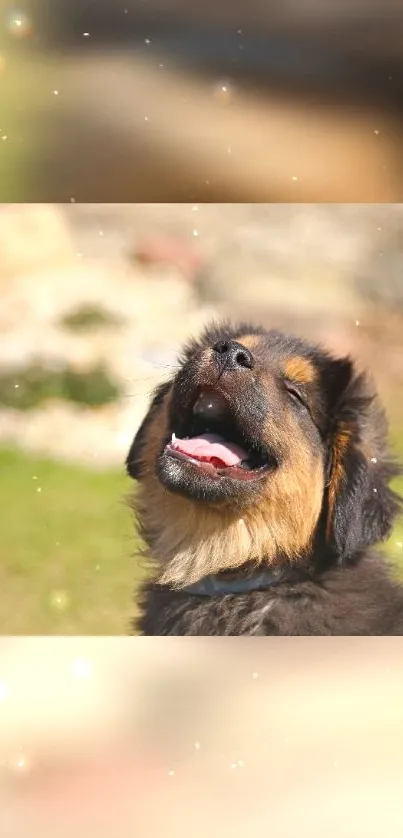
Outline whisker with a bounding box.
[145,363,180,371]
[123,391,158,400]
[122,375,169,383]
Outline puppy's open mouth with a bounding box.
[165,387,275,481]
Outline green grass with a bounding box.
[389,475,403,574]
[0,447,147,634]
[389,429,403,574]
[0,442,402,635]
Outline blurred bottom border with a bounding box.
[0,637,403,837]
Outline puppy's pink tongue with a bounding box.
[171,433,247,466]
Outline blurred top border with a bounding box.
[2,0,403,201]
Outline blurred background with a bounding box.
[1,637,403,838]
[0,202,402,634]
[1,0,403,200]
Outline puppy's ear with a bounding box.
[325,366,402,560]
[126,381,171,480]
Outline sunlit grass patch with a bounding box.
[0,446,146,634]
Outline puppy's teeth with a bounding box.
[171,433,177,446]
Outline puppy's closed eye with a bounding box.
[283,380,308,409]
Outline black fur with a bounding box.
[128,322,403,635]
[126,381,171,479]
[136,557,403,635]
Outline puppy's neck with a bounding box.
[137,486,307,587]
[157,511,264,587]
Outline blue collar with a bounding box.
[183,567,286,597]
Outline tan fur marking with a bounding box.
[326,424,351,538]
[284,357,316,384]
[236,334,261,350]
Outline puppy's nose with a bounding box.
[212,339,254,370]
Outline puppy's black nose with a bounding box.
[213,339,254,370]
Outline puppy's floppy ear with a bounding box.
[325,363,402,560]
[126,381,171,479]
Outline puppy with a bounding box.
[127,321,403,635]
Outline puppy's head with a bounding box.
[127,321,401,586]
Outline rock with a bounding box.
[356,229,403,312]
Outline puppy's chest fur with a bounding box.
[135,556,403,636]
